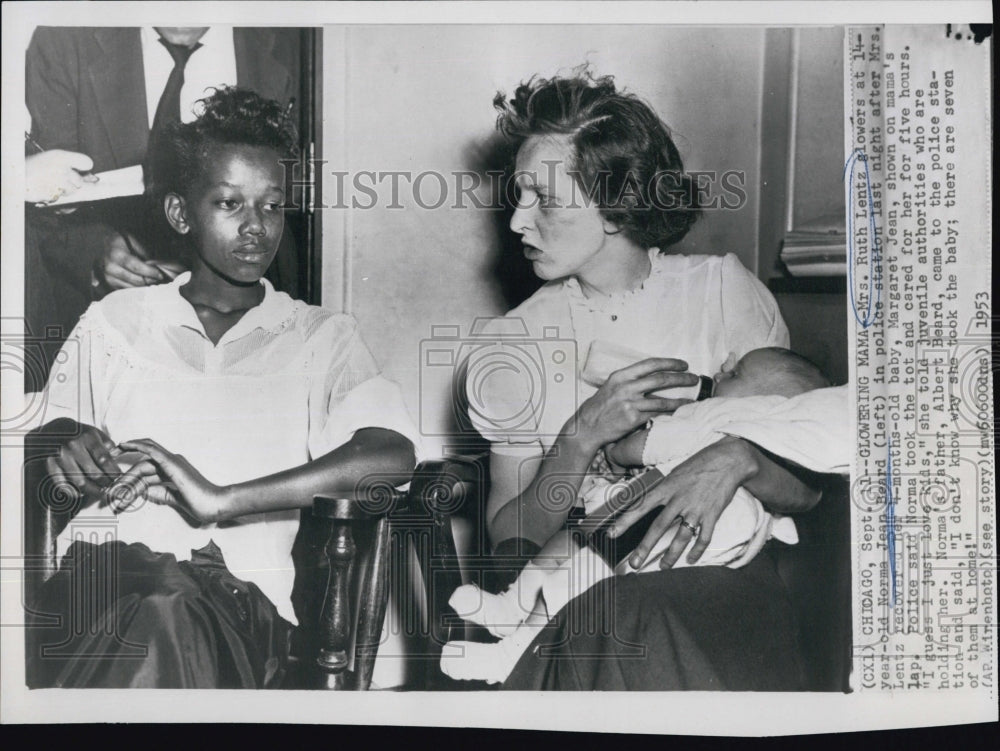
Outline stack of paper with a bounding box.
[779,213,847,277]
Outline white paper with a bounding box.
[46,164,145,206]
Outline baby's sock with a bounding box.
[439,625,540,685]
[448,582,530,638]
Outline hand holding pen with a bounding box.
[26,134,185,295]
[25,133,99,206]
[93,230,184,295]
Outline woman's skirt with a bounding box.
[26,539,292,689]
[503,545,806,690]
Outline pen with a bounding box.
[25,132,45,154]
[121,228,179,282]
[118,230,158,281]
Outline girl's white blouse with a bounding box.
[34,272,420,624]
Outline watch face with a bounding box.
[696,374,716,401]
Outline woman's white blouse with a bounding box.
[469,251,790,453]
[35,272,419,624]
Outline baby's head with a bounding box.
[711,347,830,399]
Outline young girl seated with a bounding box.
[26,88,418,689]
[441,347,847,684]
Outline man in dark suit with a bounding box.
[25,27,305,385]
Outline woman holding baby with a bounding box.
[464,72,827,690]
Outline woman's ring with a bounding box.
[679,517,699,535]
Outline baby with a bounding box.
[441,347,833,684]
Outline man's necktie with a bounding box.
[147,38,203,163]
[141,38,203,258]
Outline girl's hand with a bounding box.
[609,436,757,569]
[575,358,698,451]
[113,439,229,526]
[45,424,119,500]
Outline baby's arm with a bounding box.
[606,426,651,468]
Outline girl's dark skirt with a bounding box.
[503,547,806,691]
[26,540,292,689]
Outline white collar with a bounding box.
[563,247,663,311]
[141,25,225,53]
[154,271,296,345]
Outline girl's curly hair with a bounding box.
[494,69,699,250]
[148,86,299,203]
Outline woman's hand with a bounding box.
[610,436,758,570]
[113,438,229,526]
[574,358,698,452]
[45,424,119,500]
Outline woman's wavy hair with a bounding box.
[148,86,299,204]
[494,69,699,250]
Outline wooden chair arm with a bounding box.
[310,456,484,690]
[23,424,89,603]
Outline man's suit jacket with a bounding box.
[27,26,300,171]
[25,27,304,378]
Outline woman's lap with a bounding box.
[26,540,292,689]
[503,547,805,690]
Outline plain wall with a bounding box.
[322,25,773,452]
[757,27,845,278]
[791,27,846,229]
